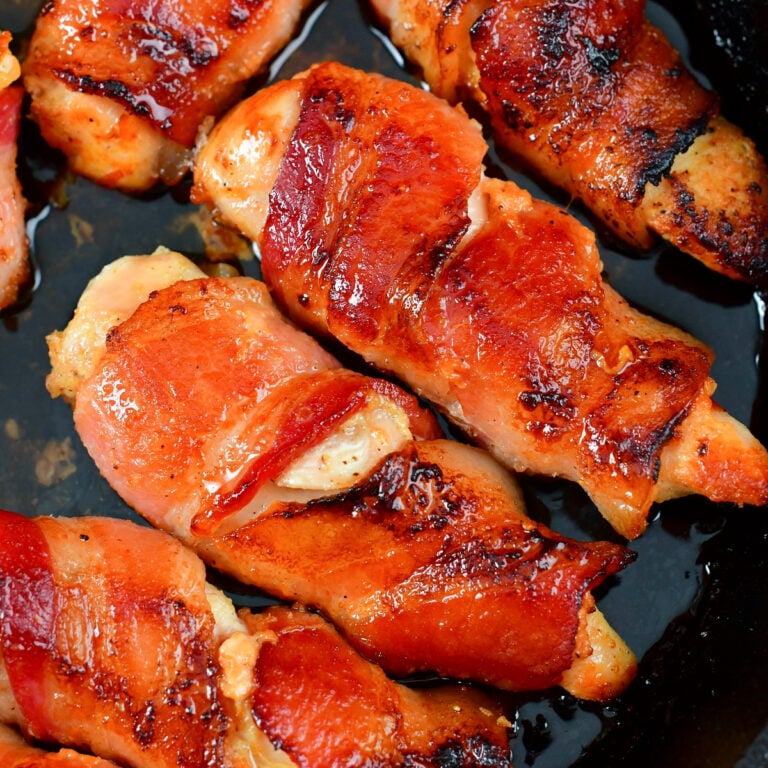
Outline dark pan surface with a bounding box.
[0,1,766,766]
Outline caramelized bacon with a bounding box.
[0,511,514,766]
[53,253,636,699]
[369,0,768,284]
[206,438,635,694]
[242,607,511,767]
[192,61,768,539]
[22,0,312,191]
[469,1,716,247]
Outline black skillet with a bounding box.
[0,1,765,766]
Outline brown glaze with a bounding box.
[262,64,486,343]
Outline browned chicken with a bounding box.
[0,32,29,310]
[368,0,768,284]
[0,510,514,767]
[192,61,768,540]
[48,250,637,701]
[21,0,312,191]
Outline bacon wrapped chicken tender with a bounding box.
[192,62,768,539]
[48,249,637,701]
[21,0,313,191]
[0,510,513,767]
[368,0,768,283]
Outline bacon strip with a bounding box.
[469,1,716,247]
[191,61,768,539]
[207,439,635,693]
[0,513,227,768]
[0,511,58,743]
[243,607,512,767]
[72,275,440,539]
[369,0,768,284]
